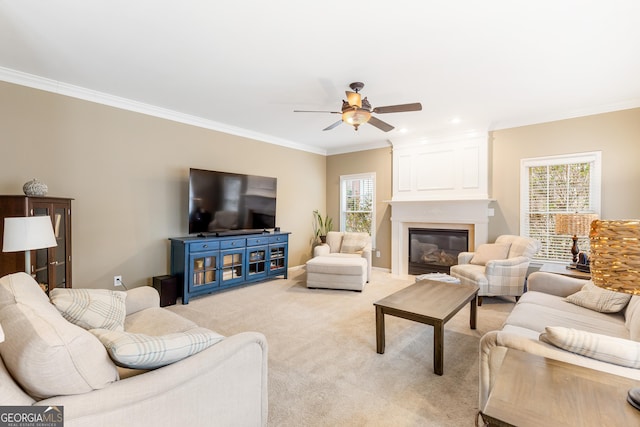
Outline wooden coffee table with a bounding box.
[373,279,479,375]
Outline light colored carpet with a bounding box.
[167,269,514,426]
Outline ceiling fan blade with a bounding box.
[372,102,422,114]
[368,116,394,132]
[294,110,341,114]
[323,120,343,131]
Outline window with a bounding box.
[340,173,375,244]
[520,152,601,262]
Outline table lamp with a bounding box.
[589,219,640,410]
[2,216,57,273]
[555,213,599,265]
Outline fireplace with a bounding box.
[389,199,491,276]
[409,228,469,274]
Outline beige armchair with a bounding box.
[306,231,372,291]
[450,235,540,305]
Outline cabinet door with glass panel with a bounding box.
[188,250,219,292]
[221,248,245,286]
[247,245,268,281]
[30,199,72,293]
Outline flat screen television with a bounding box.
[188,168,277,235]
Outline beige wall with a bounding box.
[0,82,326,289]
[326,147,393,269]
[3,80,638,286]
[490,108,640,240]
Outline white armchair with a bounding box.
[305,231,372,291]
[450,235,540,305]
[313,231,372,281]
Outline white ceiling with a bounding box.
[1,1,639,155]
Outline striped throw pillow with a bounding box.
[91,327,224,369]
[540,326,640,368]
[565,281,631,313]
[50,288,127,331]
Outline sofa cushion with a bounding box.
[50,288,127,331]
[565,281,632,313]
[91,327,224,369]
[125,306,200,335]
[0,273,118,399]
[540,326,640,368]
[470,243,511,266]
[340,232,369,254]
[506,292,628,338]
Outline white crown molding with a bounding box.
[325,139,391,156]
[0,66,327,156]
[489,98,640,131]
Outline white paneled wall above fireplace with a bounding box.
[389,134,492,276]
[392,135,488,201]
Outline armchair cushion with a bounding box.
[325,232,344,253]
[565,281,632,313]
[91,327,224,369]
[340,232,370,254]
[470,243,512,266]
[495,234,541,258]
[50,288,127,331]
[539,326,640,368]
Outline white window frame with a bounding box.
[340,172,376,248]
[520,151,602,262]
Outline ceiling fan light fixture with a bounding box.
[346,91,362,108]
[342,108,371,130]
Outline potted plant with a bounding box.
[313,210,333,243]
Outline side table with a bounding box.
[480,349,640,426]
[538,262,591,280]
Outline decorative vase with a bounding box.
[23,178,48,196]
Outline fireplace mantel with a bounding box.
[389,134,493,276]
[389,198,494,276]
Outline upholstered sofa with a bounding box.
[0,272,268,427]
[479,271,640,408]
[306,231,371,290]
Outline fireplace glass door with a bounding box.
[409,228,468,275]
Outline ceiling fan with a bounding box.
[294,82,422,132]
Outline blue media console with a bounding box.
[170,231,289,304]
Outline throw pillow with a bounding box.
[0,273,117,399]
[565,281,632,313]
[469,243,511,266]
[340,233,369,254]
[50,288,127,331]
[91,327,224,369]
[539,326,640,368]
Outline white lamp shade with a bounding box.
[2,216,57,252]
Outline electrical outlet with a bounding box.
[114,275,123,287]
[376,250,381,258]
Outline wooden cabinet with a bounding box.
[0,196,73,292]
[170,232,289,304]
